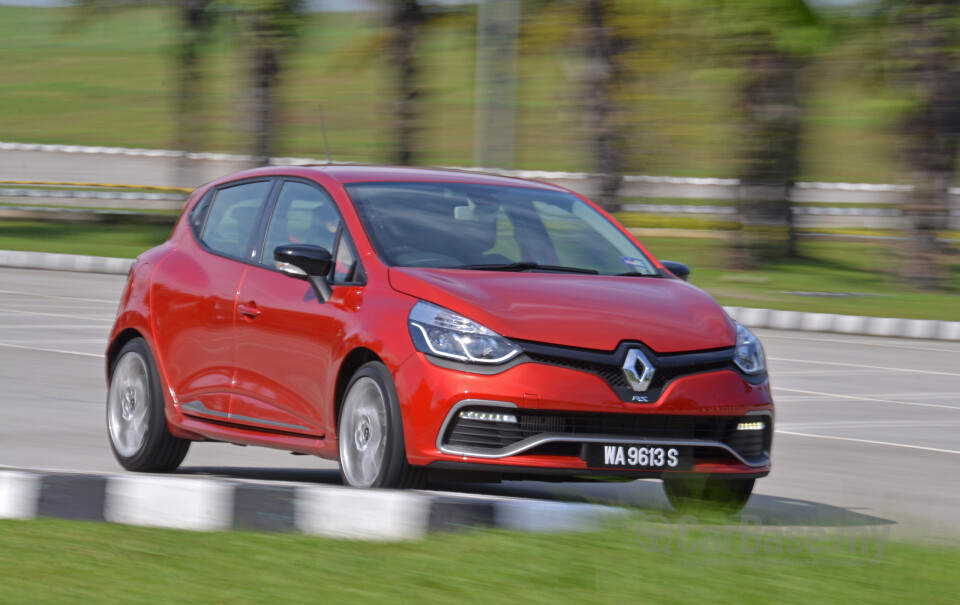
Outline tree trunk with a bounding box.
[896,2,960,290]
[734,44,805,269]
[583,0,625,213]
[387,1,422,166]
[248,9,281,166]
[175,0,216,186]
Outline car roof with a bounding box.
[210,164,568,192]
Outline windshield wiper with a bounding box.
[614,271,662,277]
[455,262,598,275]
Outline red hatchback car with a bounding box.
[106,165,772,511]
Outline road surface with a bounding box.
[2,267,958,540]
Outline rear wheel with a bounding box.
[337,361,424,489]
[663,477,755,514]
[107,338,189,472]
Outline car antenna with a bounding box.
[318,104,332,165]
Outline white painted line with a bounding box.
[0,289,117,304]
[0,324,109,329]
[772,369,891,377]
[0,302,114,310]
[776,430,960,456]
[855,392,960,400]
[295,486,431,541]
[780,420,960,429]
[105,476,234,531]
[773,387,960,411]
[0,471,40,519]
[761,333,960,354]
[0,342,104,358]
[417,489,529,503]
[2,339,106,344]
[495,501,625,532]
[0,308,114,322]
[768,357,960,378]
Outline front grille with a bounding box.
[526,353,631,388]
[443,408,771,462]
[521,344,738,402]
[648,361,730,390]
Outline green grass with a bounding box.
[0,518,957,604]
[618,212,740,231]
[640,236,960,320]
[0,203,181,216]
[0,221,173,258]
[0,5,921,182]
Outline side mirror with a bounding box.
[661,260,691,282]
[274,244,333,302]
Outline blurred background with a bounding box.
[1,0,958,317]
[3,5,960,595]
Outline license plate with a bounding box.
[585,444,692,471]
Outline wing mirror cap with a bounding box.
[274,244,334,303]
[274,244,332,278]
[660,260,691,282]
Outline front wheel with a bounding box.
[662,477,755,514]
[106,338,190,472]
[337,361,424,489]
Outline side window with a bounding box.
[262,181,340,266]
[200,181,272,259]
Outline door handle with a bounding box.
[238,302,261,319]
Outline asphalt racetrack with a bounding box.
[2,267,958,539]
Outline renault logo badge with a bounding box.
[622,349,655,392]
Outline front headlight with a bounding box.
[408,301,521,364]
[733,321,766,375]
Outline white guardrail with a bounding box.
[1,142,959,227]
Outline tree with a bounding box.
[381,0,425,166]
[582,0,629,213]
[709,0,822,267]
[174,0,220,180]
[76,0,221,181]
[77,0,302,167]
[888,1,960,290]
[238,0,304,165]
[520,0,642,213]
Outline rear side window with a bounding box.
[200,181,272,259]
[188,191,213,236]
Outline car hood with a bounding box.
[388,268,735,353]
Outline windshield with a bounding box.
[345,182,658,276]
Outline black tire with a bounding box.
[106,338,190,472]
[663,477,755,515]
[337,361,425,489]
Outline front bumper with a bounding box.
[394,351,774,479]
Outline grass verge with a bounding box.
[0,220,173,259]
[0,517,957,604]
[642,236,960,321]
